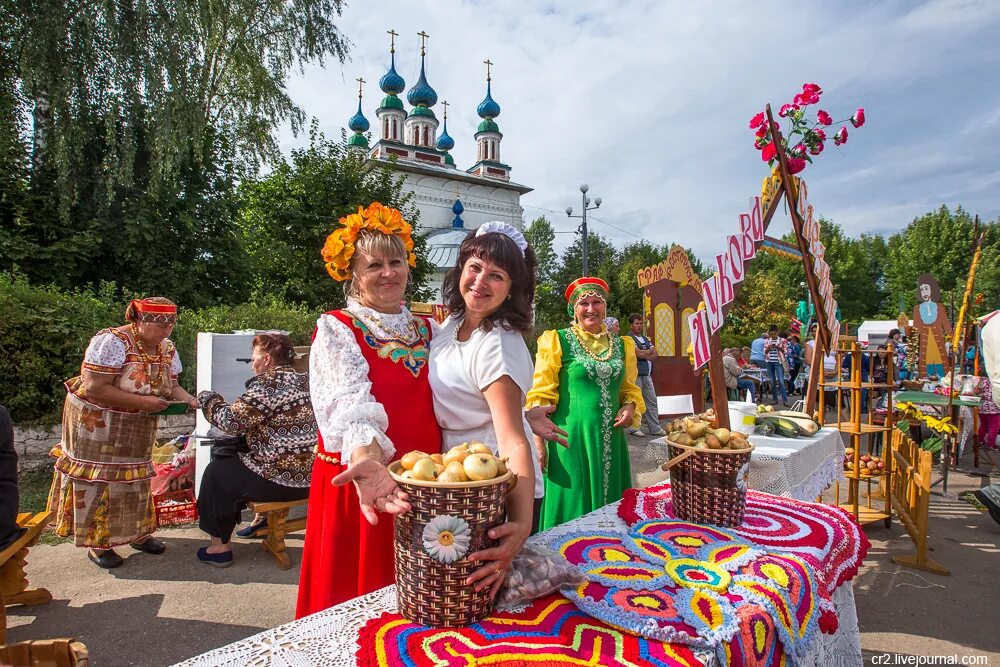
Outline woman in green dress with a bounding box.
[525,277,644,531]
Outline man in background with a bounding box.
[626,314,666,437]
[750,332,767,369]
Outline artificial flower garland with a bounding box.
[321,202,416,282]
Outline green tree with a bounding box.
[884,206,1000,317]
[614,241,668,320]
[0,0,348,302]
[238,129,430,310]
[722,270,796,348]
[523,216,562,337]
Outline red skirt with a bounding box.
[295,456,397,618]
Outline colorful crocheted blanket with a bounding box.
[355,593,704,667]
[556,517,837,666]
[618,483,870,596]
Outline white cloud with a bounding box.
[280,0,1000,265]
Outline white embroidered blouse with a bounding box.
[310,298,425,463]
[84,331,183,377]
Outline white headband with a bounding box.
[476,221,528,257]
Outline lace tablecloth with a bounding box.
[176,502,862,667]
[648,427,845,501]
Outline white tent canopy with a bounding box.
[857,319,912,346]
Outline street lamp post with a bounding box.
[566,183,601,276]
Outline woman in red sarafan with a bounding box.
[296,204,440,617]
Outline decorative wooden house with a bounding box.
[636,245,704,415]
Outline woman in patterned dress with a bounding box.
[295,203,441,617]
[525,277,645,532]
[47,297,198,569]
[194,332,316,567]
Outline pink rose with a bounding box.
[755,124,769,139]
[813,128,827,140]
[808,141,825,156]
[816,110,832,126]
[792,142,807,157]
[779,104,798,118]
[802,83,823,96]
[834,126,848,146]
[851,107,866,128]
[749,112,765,129]
[761,142,777,162]
[793,90,819,106]
[787,158,807,174]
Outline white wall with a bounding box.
[401,173,524,231]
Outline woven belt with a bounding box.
[314,446,341,465]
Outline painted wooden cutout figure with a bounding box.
[912,273,952,379]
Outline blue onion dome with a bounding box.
[348,100,369,133]
[477,80,501,119]
[477,118,500,134]
[436,121,454,151]
[407,59,438,108]
[379,53,405,95]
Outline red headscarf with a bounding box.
[125,297,177,325]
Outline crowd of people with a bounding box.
[38,203,652,622]
[36,200,999,627]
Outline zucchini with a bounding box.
[755,416,800,438]
[772,415,821,436]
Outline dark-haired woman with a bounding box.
[427,222,541,597]
[195,333,316,567]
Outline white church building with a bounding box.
[345,33,532,301]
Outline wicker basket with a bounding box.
[388,462,513,627]
[661,441,754,527]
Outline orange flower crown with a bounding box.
[321,202,417,282]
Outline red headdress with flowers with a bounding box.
[565,277,610,317]
[321,202,417,282]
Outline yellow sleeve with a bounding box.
[525,329,563,409]
[619,336,645,426]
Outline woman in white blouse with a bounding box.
[428,222,541,597]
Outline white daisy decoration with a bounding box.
[736,462,750,493]
[422,514,472,564]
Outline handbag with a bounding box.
[209,435,248,460]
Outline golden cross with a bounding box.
[484,58,493,81]
[387,29,398,53]
[441,100,449,120]
[356,77,365,99]
[417,30,429,55]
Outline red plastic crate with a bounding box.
[154,489,198,527]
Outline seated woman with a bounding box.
[196,333,316,567]
[525,277,644,531]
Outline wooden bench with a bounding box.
[1,512,53,643]
[245,500,307,570]
[0,638,88,666]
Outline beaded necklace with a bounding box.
[569,324,613,362]
[130,323,167,393]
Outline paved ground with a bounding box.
[6,434,1000,666]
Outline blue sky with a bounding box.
[282,0,1000,263]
